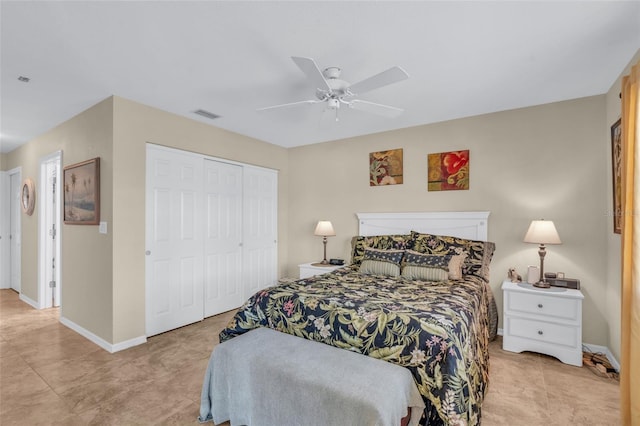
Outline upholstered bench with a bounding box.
[199,327,425,426]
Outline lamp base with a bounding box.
[533,281,551,289]
[311,262,333,267]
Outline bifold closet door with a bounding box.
[146,146,204,336]
[243,167,278,298]
[203,159,243,317]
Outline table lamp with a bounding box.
[313,221,335,265]
[523,219,562,288]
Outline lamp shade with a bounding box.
[314,221,336,237]
[523,220,562,244]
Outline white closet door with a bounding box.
[203,159,243,317]
[146,146,204,336]
[243,167,278,299]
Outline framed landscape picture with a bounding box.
[64,157,100,225]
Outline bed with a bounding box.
[200,211,497,426]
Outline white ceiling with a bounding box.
[1,1,639,154]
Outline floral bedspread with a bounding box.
[220,266,491,426]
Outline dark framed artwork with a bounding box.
[64,157,100,225]
[611,118,622,234]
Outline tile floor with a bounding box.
[0,289,620,425]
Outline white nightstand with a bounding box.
[502,280,584,367]
[299,262,343,279]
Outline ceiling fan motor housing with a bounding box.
[322,66,341,79]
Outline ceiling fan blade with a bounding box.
[291,56,331,92]
[349,100,404,118]
[257,99,321,111]
[348,66,409,95]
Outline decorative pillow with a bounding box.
[359,248,405,277]
[447,253,467,280]
[401,265,449,281]
[350,234,412,266]
[401,250,465,280]
[409,231,495,282]
[402,249,451,269]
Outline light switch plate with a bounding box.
[99,221,107,234]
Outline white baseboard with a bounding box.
[60,315,147,353]
[19,293,39,309]
[112,335,148,353]
[496,328,620,372]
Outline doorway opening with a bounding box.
[7,168,22,294]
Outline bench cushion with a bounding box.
[199,327,425,426]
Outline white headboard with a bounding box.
[356,211,489,241]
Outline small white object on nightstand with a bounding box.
[502,280,584,366]
[299,262,343,279]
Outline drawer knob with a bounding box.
[537,303,543,308]
[538,330,544,335]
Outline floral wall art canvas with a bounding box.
[428,150,469,191]
[370,148,403,186]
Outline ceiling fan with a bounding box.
[258,57,409,121]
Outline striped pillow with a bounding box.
[401,265,449,281]
[359,248,404,277]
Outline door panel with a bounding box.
[243,167,278,298]
[203,160,243,317]
[146,146,204,336]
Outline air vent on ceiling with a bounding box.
[193,109,221,120]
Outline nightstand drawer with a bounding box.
[506,291,580,322]
[506,317,580,348]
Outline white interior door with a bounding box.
[203,159,243,317]
[40,153,62,308]
[243,167,278,298]
[146,145,204,336]
[9,171,21,293]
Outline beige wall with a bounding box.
[604,48,640,361]
[288,96,610,346]
[4,65,632,350]
[5,98,115,341]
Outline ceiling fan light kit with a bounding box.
[258,56,409,121]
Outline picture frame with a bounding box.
[610,118,622,234]
[64,157,100,225]
[21,178,36,216]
